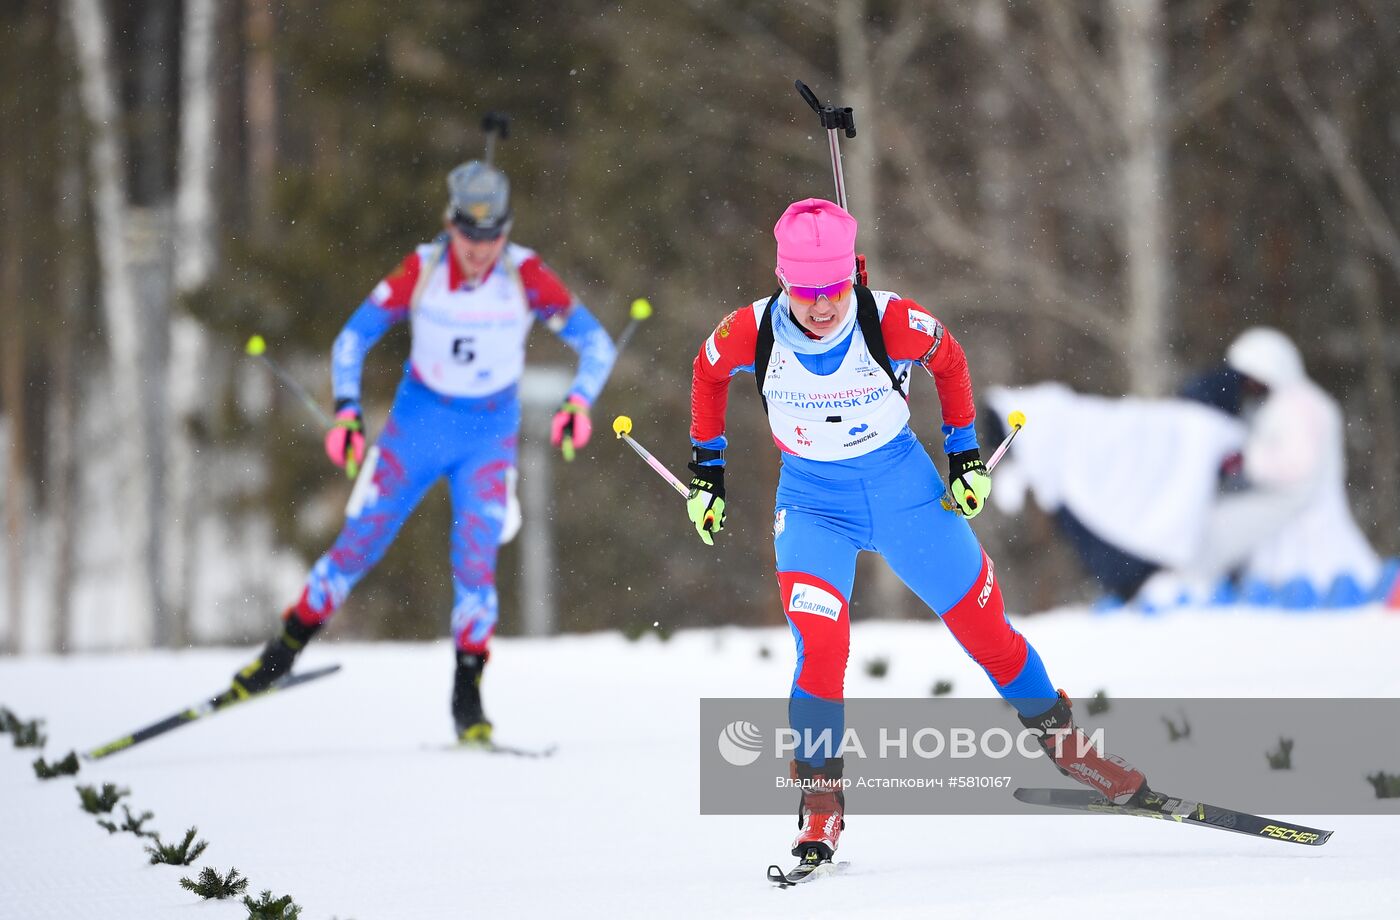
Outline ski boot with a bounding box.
[791,757,845,860]
[1020,690,1149,805]
[768,758,846,886]
[452,651,492,745]
[231,613,321,699]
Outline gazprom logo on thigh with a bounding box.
[789,583,843,621]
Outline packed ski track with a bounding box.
[4,606,1399,919]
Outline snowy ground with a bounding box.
[4,606,1400,919]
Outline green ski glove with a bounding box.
[947,449,992,519]
[686,463,727,546]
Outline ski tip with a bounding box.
[768,858,849,887]
[1013,786,1104,807]
[82,736,135,762]
[1013,786,1064,806]
[280,663,343,686]
[1259,824,1334,846]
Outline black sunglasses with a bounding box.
[450,211,509,242]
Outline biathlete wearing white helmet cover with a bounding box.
[689,198,1148,861]
[303,237,613,644]
[232,161,616,742]
[309,170,614,647]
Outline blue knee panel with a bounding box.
[303,375,519,639]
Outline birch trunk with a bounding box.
[131,0,182,646]
[1113,0,1172,395]
[245,0,278,237]
[970,0,1031,387]
[835,0,880,272]
[161,0,220,644]
[51,76,86,654]
[974,0,1015,271]
[128,204,174,645]
[1343,241,1400,540]
[176,0,217,293]
[1,164,24,655]
[65,0,155,643]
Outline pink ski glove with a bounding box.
[550,395,592,462]
[324,406,366,478]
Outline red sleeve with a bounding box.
[880,297,975,428]
[517,254,575,320]
[690,306,760,443]
[369,251,421,315]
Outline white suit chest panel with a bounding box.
[759,294,911,461]
[409,247,531,397]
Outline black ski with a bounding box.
[425,741,558,759]
[83,664,342,761]
[1014,787,1333,846]
[767,849,850,887]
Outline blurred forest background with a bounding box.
[2,0,1399,654]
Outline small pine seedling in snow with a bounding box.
[180,866,249,900]
[1086,690,1111,716]
[1266,737,1294,770]
[10,717,46,749]
[930,680,954,697]
[1162,712,1191,742]
[77,782,129,814]
[0,706,18,733]
[33,751,80,779]
[864,657,889,679]
[243,889,302,919]
[146,827,209,866]
[1366,771,1400,799]
[97,805,158,838]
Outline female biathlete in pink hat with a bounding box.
[686,198,1150,869]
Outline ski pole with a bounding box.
[614,297,654,354]
[612,415,689,499]
[795,79,866,285]
[985,410,1026,472]
[941,410,1026,513]
[481,111,510,165]
[244,335,334,429]
[245,334,379,508]
[560,298,654,462]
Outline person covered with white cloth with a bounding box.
[1190,327,1381,604]
[986,382,1246,601]
[988,327,1384,606]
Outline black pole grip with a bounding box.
[796,79,821,113]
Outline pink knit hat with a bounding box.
[773,198,857,285]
